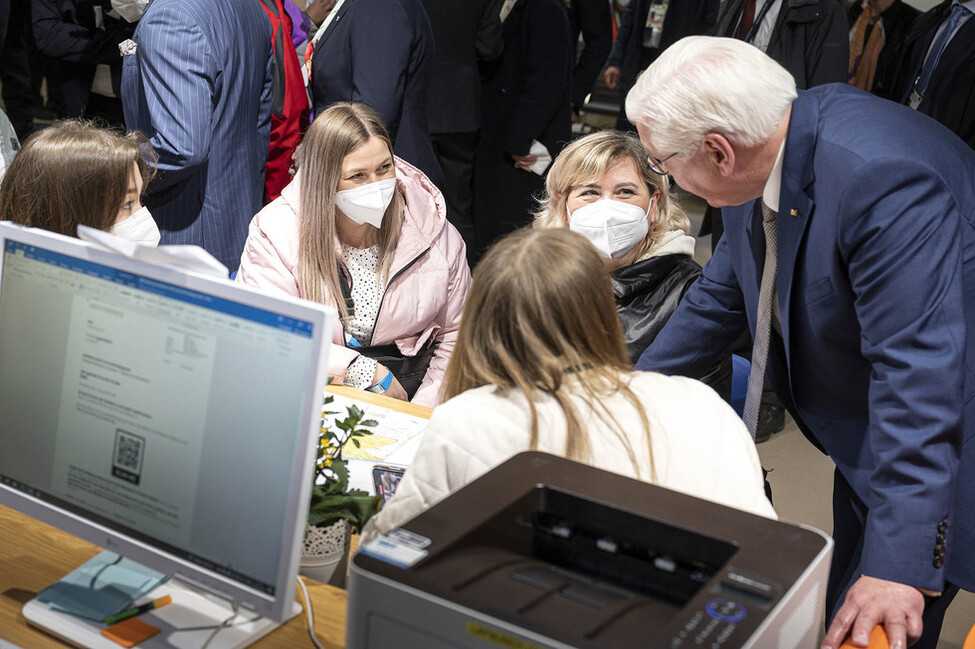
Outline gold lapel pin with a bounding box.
[789,208,798,217]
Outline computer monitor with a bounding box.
[0,223,333,642]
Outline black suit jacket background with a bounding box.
[892,0,975,149]
[713,0,848,89]
[567,0,612,106]
[421,0,503,134]
[607,0,719,90]
[311,0,443,185]
[32,0,133,117]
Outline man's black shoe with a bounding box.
[754,403,785,443]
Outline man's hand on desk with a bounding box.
[822,575,927,649]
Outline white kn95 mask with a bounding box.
[568,199,650,259]
[110,206,161,246]
[334,178,397,229]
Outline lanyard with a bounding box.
[744,0,776,43]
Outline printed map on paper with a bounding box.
[324,392,429,463]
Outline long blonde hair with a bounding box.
[533,130,689,260]
[295,103,404,326]
[442,228,655,478]
[0,119,155,237]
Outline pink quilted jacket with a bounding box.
[236,158,471,406]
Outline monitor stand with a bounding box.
[23,578,301,649]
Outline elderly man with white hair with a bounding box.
[631,36,975,649]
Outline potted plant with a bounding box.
[300,393,381,584]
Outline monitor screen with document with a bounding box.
[0,222,333,626]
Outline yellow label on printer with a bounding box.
[466,622,544,649]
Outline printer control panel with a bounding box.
[668,570,778,648]
[669,599,746,647]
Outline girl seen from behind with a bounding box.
[362,228,774,543]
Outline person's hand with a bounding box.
[604,66,621,90]
[821,576,926,649]
[306,0,336,25]
[372,363,408,402]
[512,153,538,172]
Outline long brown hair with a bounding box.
[0,120,155,237]
[442,228,655,477]
[294,103,404,326]
[533,130,689,261]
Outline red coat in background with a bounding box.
[261,0,309,202]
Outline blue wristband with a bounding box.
[366,370,393,394]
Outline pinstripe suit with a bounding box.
[122,0,273,271]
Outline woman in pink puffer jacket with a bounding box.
[236,103,470,407]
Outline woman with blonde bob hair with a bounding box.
[362,228,774,542]
[237,103,470,407]
[534,130,730,397]
[0,120,158,243]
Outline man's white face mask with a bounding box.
[110,206,161,246]
[568,198,651,259]
[111,0,149,22]
[334,178,397,229]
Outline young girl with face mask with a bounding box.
[236,102,471,407]
[0,120,159,245]
[533,130,731,399]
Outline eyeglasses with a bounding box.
[647,141,697,176]
[647,151,680,176]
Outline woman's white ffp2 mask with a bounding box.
[568,199,650,259]
[110,206,160,246]
[335,178,397,229]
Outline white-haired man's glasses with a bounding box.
[647,141,697,176]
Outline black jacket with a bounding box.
[311,0,443,186]
[612,254,732,400]
[421,0,503,134]
[607,0,718,90]
[846,0,918,100]
[713,0,848,89]
[0,0,9,55]
[481,0,572,159]
[473,0,572,252]
[567,0,612,107]
[891,0,975,149]
[32,0,132,117]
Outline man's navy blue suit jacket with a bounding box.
[122,0,273,271]
[639,84,975,595]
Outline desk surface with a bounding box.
[325,384,433,420]
[0,505,348,649]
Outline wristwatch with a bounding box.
[366,370,393,394]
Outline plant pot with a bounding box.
[299,520,351,586]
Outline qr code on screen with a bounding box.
[112,429,145,485]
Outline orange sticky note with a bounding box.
[101,617,161,648]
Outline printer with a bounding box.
[349,452,832,649]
